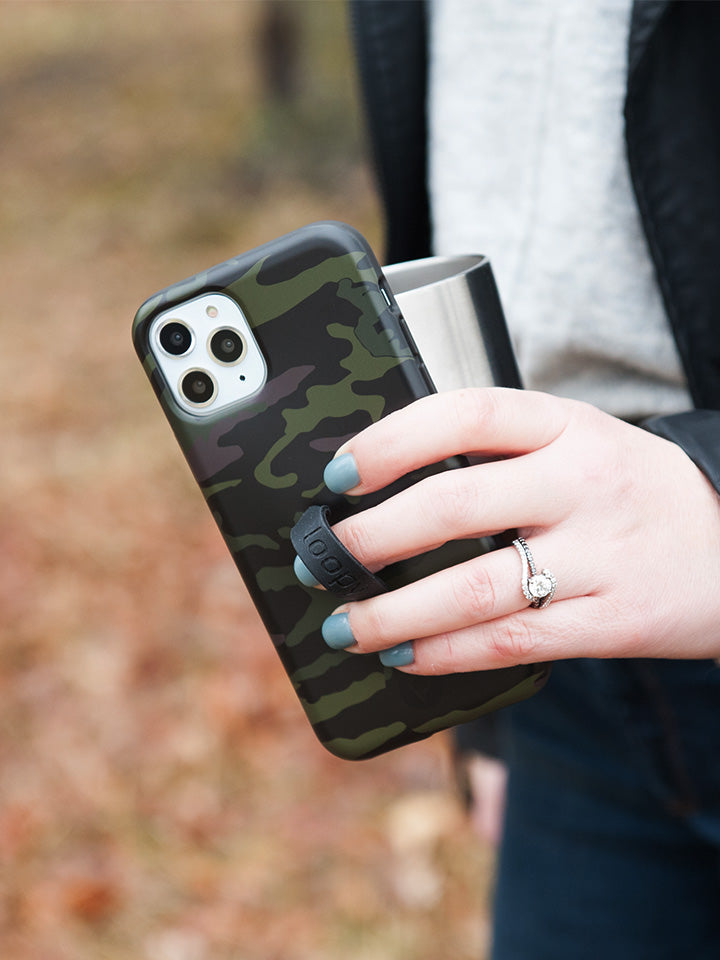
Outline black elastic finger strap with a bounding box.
[290,504,388,601]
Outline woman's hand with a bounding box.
[315,388,720,673]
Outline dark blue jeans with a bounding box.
[492,658,720,960]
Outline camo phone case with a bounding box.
[133,222,549,760]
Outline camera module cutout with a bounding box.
[149,294,267,416]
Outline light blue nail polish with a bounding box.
[324,452,360,494]
[322,612,356,650]
[293,555,320,588]
[379,641,415,668]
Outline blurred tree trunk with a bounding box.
[258,1,301,102]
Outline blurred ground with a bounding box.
[0,4,494,959]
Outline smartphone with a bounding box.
[132,221,548,760]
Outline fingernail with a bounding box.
[293,555,320,588]
[379,642,415,668]
[324,452,360,494]
[322,612,356,650]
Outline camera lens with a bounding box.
[160,321,193,356]
[210,328,245,364]
[181,370,216,405]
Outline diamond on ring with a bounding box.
[512,538,557,609]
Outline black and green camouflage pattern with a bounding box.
[133,222,549,760]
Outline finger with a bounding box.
[395,595,614,674]
[327,388,571,495]
[332,536,575,653]
[331,454,569,571]
[465,755,507,847]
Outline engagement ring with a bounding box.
[512,537,557,610]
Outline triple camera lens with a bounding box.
[181,370,216,405]
[159,321,193,356]
[210,328,245,364]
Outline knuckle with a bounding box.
[487,617,539,665]
[450,561,498,622]
[334,516,375,569]
[451,387,500,439]
[572,437,612,490]
[420,632,457,675]
[358,599,392,651]
[562,405,621,486]
[425,469,478,535]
